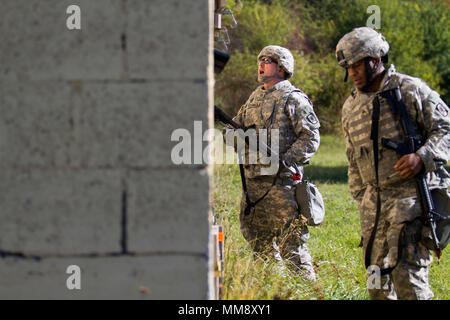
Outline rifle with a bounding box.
[380,87,443,258]
[214,104,306,176]
[214,105,241,132]
[214,105,274,215]
[214,105,281,159]
[214,105,304,215]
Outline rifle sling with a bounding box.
[384,88,442,255]
[240,89,299,216]
[239,159,277,216]
[365,95,400,276]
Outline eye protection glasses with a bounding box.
[259,57,277,64]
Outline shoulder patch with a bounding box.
[306,113,319,125]
[436,103,449,117]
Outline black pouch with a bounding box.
[431,188,450,250]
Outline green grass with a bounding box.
[213,134,449,300]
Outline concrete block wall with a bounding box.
[0,0,213,299]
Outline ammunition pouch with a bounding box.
[295,180,325,226]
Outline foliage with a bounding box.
[213,135,450,300]
[231,0,299,53]
[289,54,351,134]
[296,0,447,95]
[213,1,449,299]
[215,0,449,134]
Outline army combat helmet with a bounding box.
[257,45,294,79]
[336,27,389,81]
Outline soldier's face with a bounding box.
[348,59,367,89]
[258,56,279,82]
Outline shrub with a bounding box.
[215,0,449,134]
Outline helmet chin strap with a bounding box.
[261,75,284,81]
[361,58,382,90]
[261,65,286,82]
[358,58,385,92]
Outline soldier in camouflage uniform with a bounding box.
[336,27,450,299]
[226,45,321,281]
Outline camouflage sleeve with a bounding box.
[342,100,365,204]
[407,81,450,173]
[231,104,245,128]
[282,93,320,165]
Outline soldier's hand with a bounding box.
[394,153,424,179]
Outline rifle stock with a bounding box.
[214,105,241,129]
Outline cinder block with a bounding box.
[0,255,207,299]
[0,169,122,255]
[0,82,72,167]
[126,0,210,80]
[0,80,209,169]
[0,0,124,81]
[127,168,210,254]
[75,81,209,168]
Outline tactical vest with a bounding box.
[241,81,306,178]
[346,74,423,188]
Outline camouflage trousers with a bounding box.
[360,183,433,300]
[239,177,316,281]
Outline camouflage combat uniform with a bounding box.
[342,64,450,299]
[232,79,321,280]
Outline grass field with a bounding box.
[212,134,449,300]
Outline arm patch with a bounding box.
[436,103,448,117]
[307,113,319,125]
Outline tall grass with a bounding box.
[213,134,449,300]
